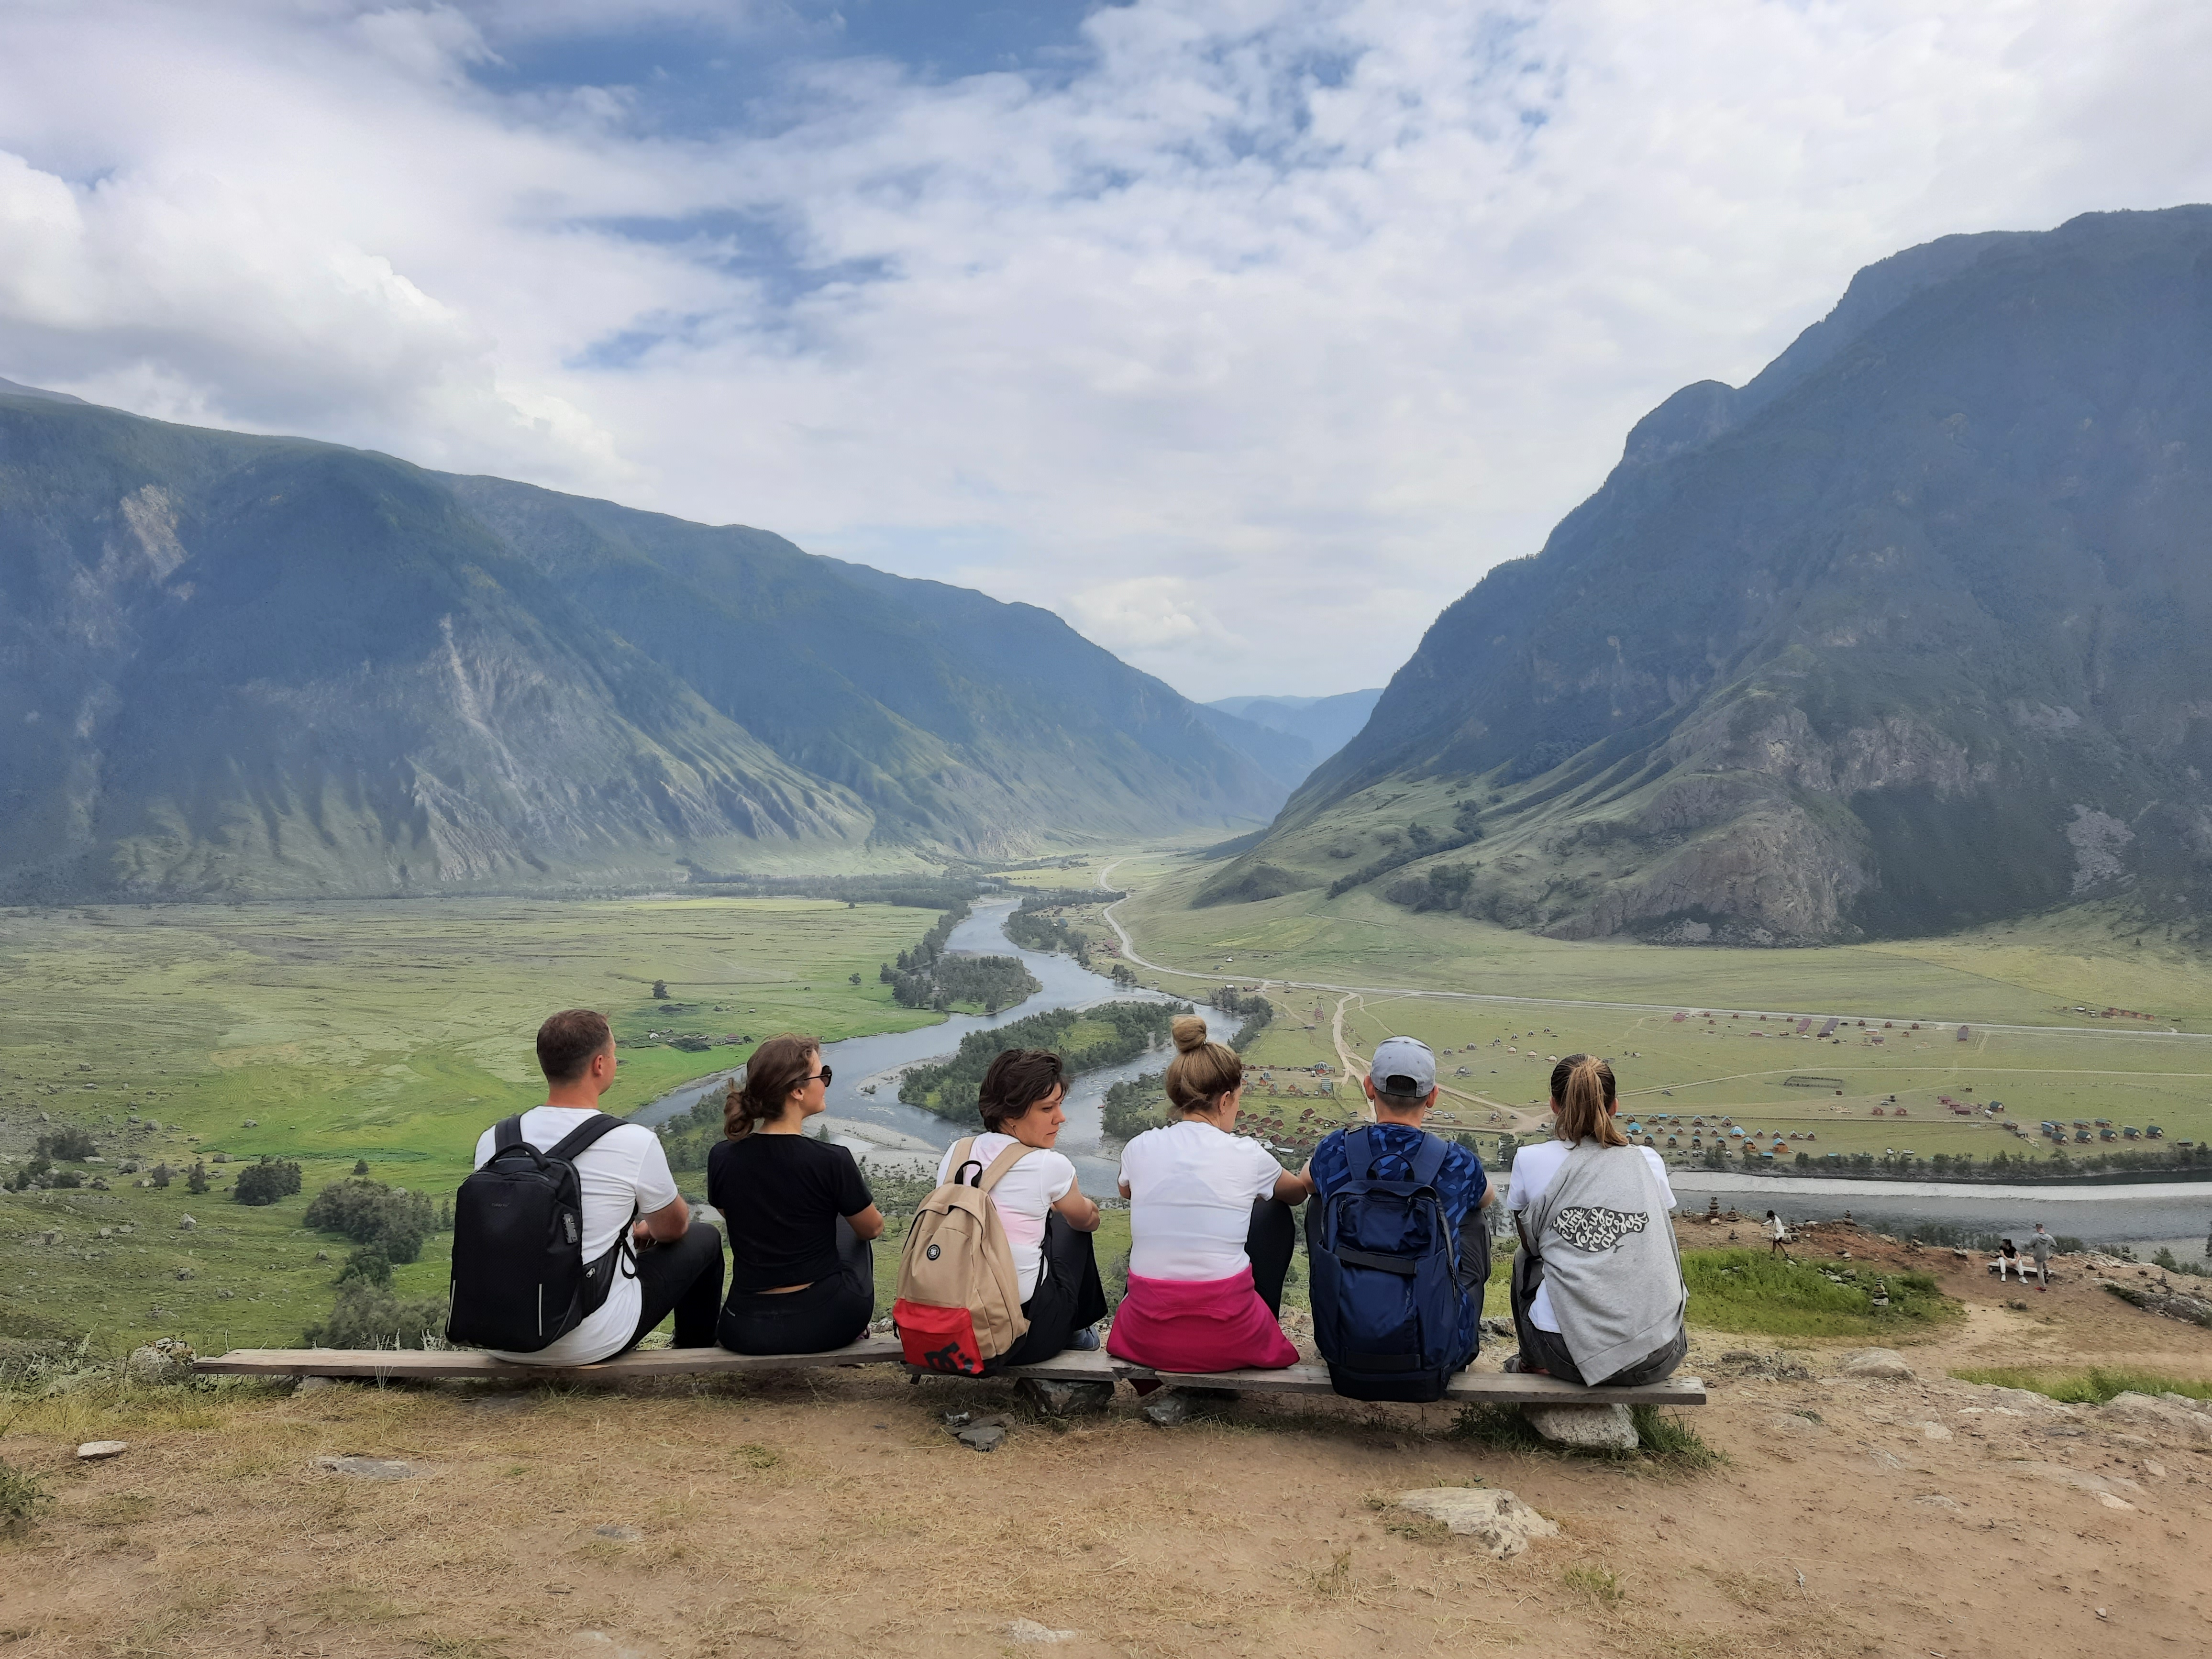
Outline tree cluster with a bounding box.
[303,1177,439,1263]
[1332,818,1483,900]
[1006,899,1094,964]
[232,1156,303,1206]
[304,1282,446,1349]
[33,1126,96,1161]
[900,1001,1188,1123]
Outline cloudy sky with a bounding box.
[2,1,2208,700]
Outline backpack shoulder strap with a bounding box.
[977,1140,1034,1193]
[1405,1130,1449,1191]
[1347,1124,1376,1179]
[948,1136,981,1186]
[543,1112,630,1163]
[492,1115,526,1152]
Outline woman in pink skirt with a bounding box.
[1109,1014,1314,1374]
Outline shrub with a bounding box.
[303,1177,435,1263]
[336,1247,392,1287]
[304,1283,445,1349]
[148,1162,173,1189]
[186,1160,210,1195]
[51,1170,82,1189]
[0,1457,52,1534]
[33,1125,96,1161]
[232,1157,303,1207]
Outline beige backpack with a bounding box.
[893,1137,1032,1374]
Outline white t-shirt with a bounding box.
[936,1134,1076,1304]
[1770,1214,1788,1241]
[1508,1138,1676,1334]
[472,1106,680,1365]
[1119,1118,1284,1283]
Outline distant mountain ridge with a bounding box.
[1208,206,2212,943]
[1204,689,1383,784]
[0,393,1283,901]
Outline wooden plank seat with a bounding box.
[193,1342,1703,1406]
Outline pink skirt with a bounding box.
[1106,1263,1299,1372]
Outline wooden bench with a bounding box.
[194,1342,1703,1406]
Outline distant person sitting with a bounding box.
[1995,1238,2022,1282]
[1507,1055,1688,1387]
[1304,1037,1494,1399]
[465,1010,724,1365]
[712,1035,887,1355]
[1108,1016,1315,1376]
[931,1048,1108,1366]
[2027,1223,2055,1290]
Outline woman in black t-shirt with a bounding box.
[710,1034,887,1355]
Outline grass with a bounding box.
[1447,1401,1724,1469]
[1104,848,2212,1161]
[0,896,964,1354]
[1949,1366,2212,1404]
[1681,1250,1959,1338]
[1561,1563,1625,1607]
[0,1454,50,1532]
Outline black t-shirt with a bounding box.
[709,1134,874,1293]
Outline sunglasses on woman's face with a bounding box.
[802,1065,833,1087]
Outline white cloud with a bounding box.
[0,0,2209,698]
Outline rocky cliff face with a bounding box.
[0,398,1283,901]
[1216,206,2212,942]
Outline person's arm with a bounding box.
[837,1148,885,1240]
[1271,1168,1313,1203]
[635,1194,690,1243]
[1053,1181,1101,1232]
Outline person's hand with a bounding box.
[631,1220,656,1247]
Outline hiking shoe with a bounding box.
[1069,1327,1102,1351]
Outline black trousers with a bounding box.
[624,1220,726,1350]
[1000,1212,1111,1368]
[1508,1244,1686,1386]
[719,1217,874,1356]
[1246,1196,1298,1316]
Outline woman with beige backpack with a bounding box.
[894,1049,1108,1373]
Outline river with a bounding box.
[633,900,2212,1247]
[631,899,1177,1192]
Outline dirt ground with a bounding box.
[4,1225,2211,1658]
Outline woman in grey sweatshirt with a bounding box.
[1507,1056,1689,1386]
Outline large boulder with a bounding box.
[1522,1403,1639,1449]
[1394,1488,1561,1559]
[123,1338,195,1385]
[1836,1348,1913,1380]
[2098,1392,2212,1447]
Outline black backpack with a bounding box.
[446,1114,634,1351]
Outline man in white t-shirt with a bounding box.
[469,1009,724,1366]
[934,1048,1106,1366]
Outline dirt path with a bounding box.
[6,1236,2212,1657]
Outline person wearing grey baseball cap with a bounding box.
[1301,1036,1495,1398]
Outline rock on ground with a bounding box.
[1836,1348,1913,1379]
[1016,1378,1115,1418]
[124,1338,195,1385]
[313,1455,422,1480]
[76,1441,128,1460]
[1394,1488,1560,1559]
[1522,1403,1637,1450]
[2097,1392,2212,1447]
[1007,1619,1081,1643]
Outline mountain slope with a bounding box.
[1205,690,1383,773]
[1213,206,2212,943]
[0,396,1282,900]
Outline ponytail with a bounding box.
[725,1033,820,1140]
[1548,1054,1624,1147]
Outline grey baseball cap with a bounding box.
[1370,1037,1437,1098]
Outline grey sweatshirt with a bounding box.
[1524,1140,1688,1382]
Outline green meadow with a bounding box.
[1101,852,2212,1164]
[0,897,956,1354]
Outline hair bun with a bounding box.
[1170,1013,1210,1053]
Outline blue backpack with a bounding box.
[1306,1126,1477,1402]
